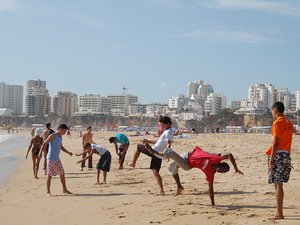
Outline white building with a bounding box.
[204,93,227,115]
[146,103,168,116]
[228,100,241,110]
[295,89,300,111]
[235,99,266,115]
[52,91,78,117]
[248,83,275,109]
[108,94,138,116]
[25,79,50,116]
[186,80,203,98]
[168,94,189,110]
[78,94,111,115]
[0,82,23,115]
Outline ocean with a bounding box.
[0,133,30,187]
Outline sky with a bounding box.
[1,0,300,105]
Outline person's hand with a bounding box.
[142,139,148,144]
[76,161,81,164]
[69,152,73,157]
[269,163,275,174]
[74,153,80,156]
[235,169,244,175]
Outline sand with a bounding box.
[1,130,300,225]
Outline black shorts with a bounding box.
[96,151,111,172]
[268,152,291,184]
[137,144,162,171]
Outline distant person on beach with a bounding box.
[26,128,43,179]
[144,144,243,206]
[41,122,54,175]
[76,143,111,185]
[109,133,130,169]
[30,128,35,137]
[38,124,73,197]
[266,102,293,220]
[81,126,96,171]
[67,126,71,138]
[127,116,173,196]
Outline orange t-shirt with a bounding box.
[266,116,294,155]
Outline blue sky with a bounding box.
[1,0,300,104]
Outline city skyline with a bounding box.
[1,0,300,104]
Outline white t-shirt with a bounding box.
[152,128,174,159]
[91,144,108,155]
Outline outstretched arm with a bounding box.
[75,150,88,157]
[77,150,94,164]
[208,183,215,207]
[221,153,243,175]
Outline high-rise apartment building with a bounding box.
[295,89,300,111]
[248,83,275,109]
[204,93,227,115]
[186,80,203,98]
[108,94,138,116]
[0,82,23,115]
[78,94,111,115]
[25,79,51,116]
[52,91,78,117]
[26,87,51,116]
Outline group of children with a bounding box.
[26,102,294,220]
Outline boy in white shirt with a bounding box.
[76,143,111,185]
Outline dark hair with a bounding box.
[219,162,230,172]
[83,143,91,149]
[87,126,92,129]
[45,122,51,128]
[109,137,116,143]
[159,116,172,125]
[58,124,69,130]
[271,101,284,114]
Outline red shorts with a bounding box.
[47,159,65,176]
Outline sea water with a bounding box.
[0,133,29,187]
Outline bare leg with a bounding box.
[60,174,72,194]
[46,176,53,196]
[31,154,36,178]
[95,169,101,184]
[102,171,107,184]
[269,183,285,220]
[153,169,164,196]
[34,157,41,179]
[127,149,141,167]
[173,174,184,196]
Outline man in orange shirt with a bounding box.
[266,102,294,220]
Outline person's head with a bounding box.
[271,101,285,119]
[159,116,172,129]
[57,124,69,135]
[45,122,51,129]
[35,128,43,136]
[87,126,92,131]
[109,137,117,143]
[214,162,230,173]
[83,142,92,152]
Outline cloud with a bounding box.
[82,17,106,29]
[157,82,168,87]
[183,27,277,43]
[0,0,22,13]
[198,0,300,16]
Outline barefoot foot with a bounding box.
[127,162,135,168]
[175,186,184,196]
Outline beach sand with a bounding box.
[1,131,300,225]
